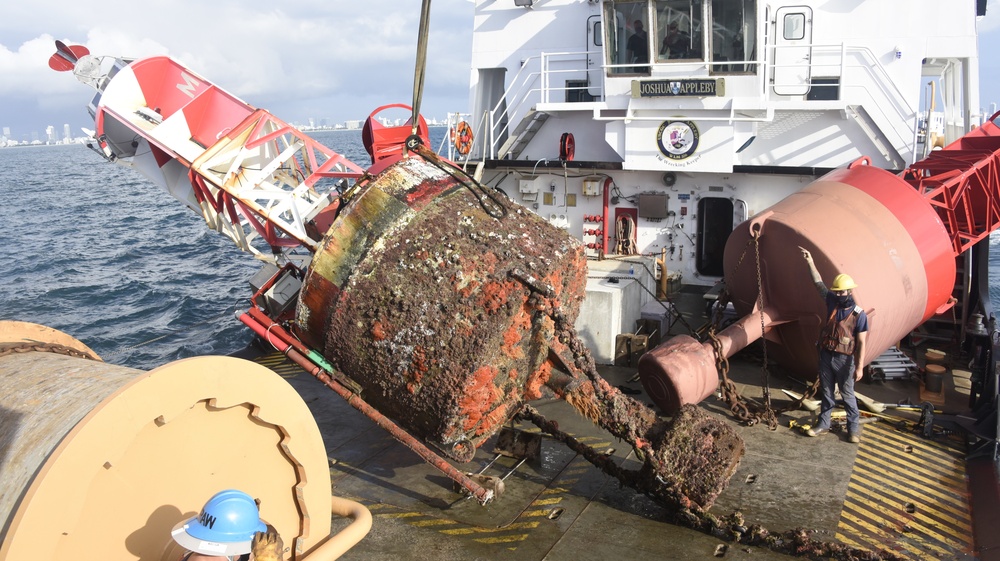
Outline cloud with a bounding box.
[0,0,473,131]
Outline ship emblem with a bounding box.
[656,120,699,160]
[669,81,681,95]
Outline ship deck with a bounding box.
[242,288,984,561]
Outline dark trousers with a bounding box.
[816,349,860,434]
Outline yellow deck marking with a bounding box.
[379,512,424,519]
[474,534,530,544]
[440,521,539,535]
[249,353,600,551]
[854,447,971,518]
[863,432,966,486]
[836,422,973,560]
[252,352,304,378]
[411,519,458,527]
[530,497,564,506]
[844,488,970,551]
[849,462,972,527]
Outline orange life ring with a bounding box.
[560,132,575,161]
[454,121,473,155]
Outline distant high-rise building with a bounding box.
[2,127,10,138]
[45,125,56,143]
[63,124,71,142]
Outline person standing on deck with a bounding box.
[799,247,869,444]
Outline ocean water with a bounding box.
[2,129,998,370]
[0,128,446,370]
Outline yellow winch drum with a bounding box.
[0,321,361,561]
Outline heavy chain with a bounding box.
[709,329,753,423]
[706,229,779,429]
[513,275,903,561]
[0,342,100,361]
[708,228,823,426]
[752,228,778,430]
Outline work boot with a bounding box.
[848,432,860,444]
[806,427,828,437]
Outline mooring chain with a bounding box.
[751,228,778,430]
[0,341,100,361]
[509,273,902,560]
[727,236,756,285]
[708,329,754,424]
[507,270,610,394]
[520,338,902,561]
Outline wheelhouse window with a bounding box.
[604,0,757,75]
[710,0,756,74]
[655,0,703,61]
[605,0,651,75]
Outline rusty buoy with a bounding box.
[296,155,587,461]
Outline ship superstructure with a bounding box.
[459,0,985,360]
[18,4,998,559]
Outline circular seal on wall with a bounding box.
[656,120,699,160]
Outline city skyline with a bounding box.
[0,1,474,142]
[0,113,454,147]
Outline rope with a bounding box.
[413,143,508,218]
[615,215,638,255]
[410,0,433,136]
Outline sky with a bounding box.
[4,0,1000,141]
[0,0,475,140]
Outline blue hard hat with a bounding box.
[171,490,267,556]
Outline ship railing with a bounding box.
[766,42,917,165]
[483,43,916,163]
[483,50,594,160]
[440,111,478,167]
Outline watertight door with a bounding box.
[772,6,812,96]
[588,15,603,97]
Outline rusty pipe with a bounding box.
[239,312,496,505]
[300,497,373,561]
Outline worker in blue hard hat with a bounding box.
[800,248,869,444]
[171,489,283,561]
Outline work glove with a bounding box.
[251,530,284,561]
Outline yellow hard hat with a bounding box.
[831,274,857,292]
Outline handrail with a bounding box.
[486,50,593,159]
[483,41,918,161]
[299,496,373,561]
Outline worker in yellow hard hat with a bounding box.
[799,248,869,444]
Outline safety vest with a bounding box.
[820,305,862,355]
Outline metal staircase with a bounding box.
[497,109,549,160]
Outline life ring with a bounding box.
[454,121,473,155]
[560,132,575,161]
